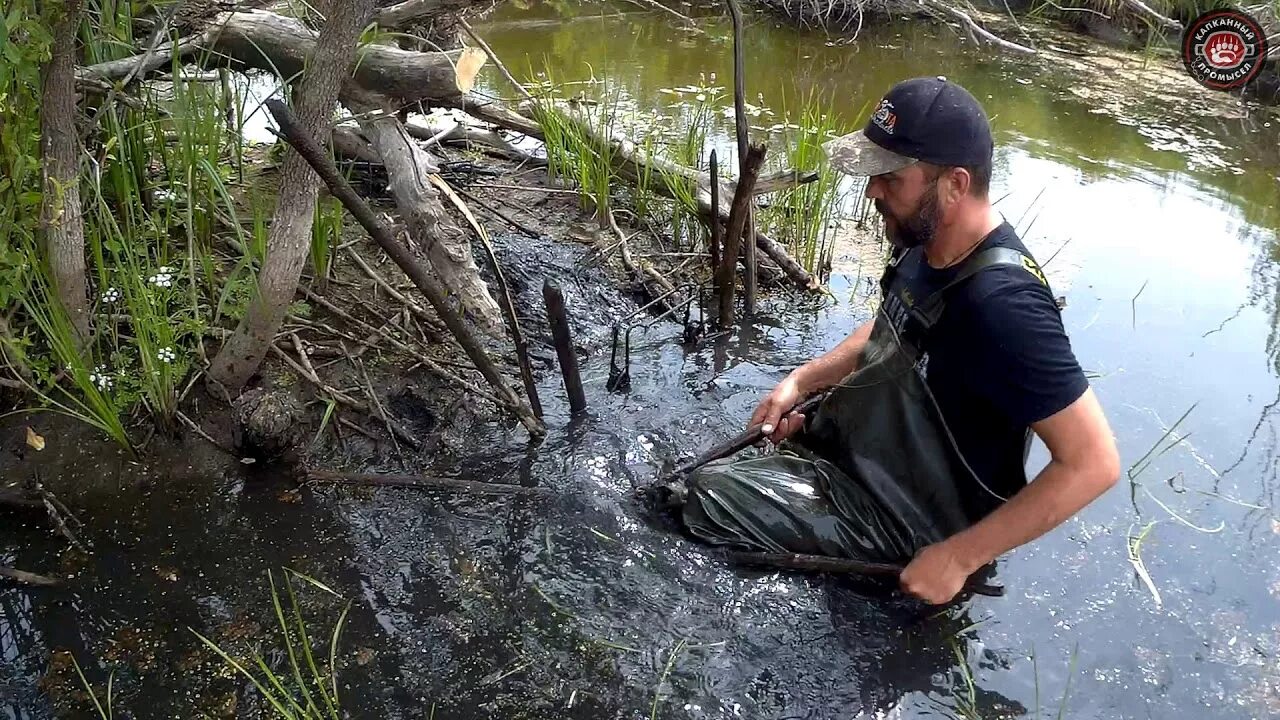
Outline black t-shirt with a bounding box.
[880,221,1089,519]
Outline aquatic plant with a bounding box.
[657,75,722,251]
[310,196,344,293]
[758,90,855,278]
[192,569,352,720]
[528,63,624,229]
[70,654,115,720]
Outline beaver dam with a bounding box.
[3,0,1280,717]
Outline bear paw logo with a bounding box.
[1205,31,1245,68]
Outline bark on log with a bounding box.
[543,279,587,414]
[726,0,757,314]
[349,90,507,335]
[40,0,91,342]
[453,99,820,291]
[201,9,473,105]
[74,9,470,106]
[264,98,545,438]
[208,0,378,391]
[375,0,466,28]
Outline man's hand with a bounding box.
[899,540,977,605]
[749,374,806,444]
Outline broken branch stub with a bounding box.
[718,143,768,326]
[263,97,545,439]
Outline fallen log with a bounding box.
[265,98,545,438]
[346,88,507,336]
[78,9,477,105]
[306,469,547,496]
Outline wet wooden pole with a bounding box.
[716,143,767,327]
[726,0,756,315]
[542,279,587,414]
[709,149,721,283]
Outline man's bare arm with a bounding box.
[751,319,875,442]
[951,387,1119,567]
[791,318,876,395]
[900,387,1120,603]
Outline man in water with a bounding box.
[683,76,1120,605]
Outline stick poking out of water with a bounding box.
[726,551,1006,597]
[0,566,61,587]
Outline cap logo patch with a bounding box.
[872,99,897,135]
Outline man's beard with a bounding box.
[877,182,939,249]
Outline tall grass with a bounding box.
[1,246,134,455]
[658,79,720,251]
[310,196,343,292]
[192,570,352,719]
[758,91,852,278]
[531,82,625,230]
[1,2,252,444]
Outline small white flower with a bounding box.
[158,265,176,274]
[149,272,174,288]
[101,287,121,303]
[695,93,706,102]
[157,347,177,363]
[88,364,115,391]
[709,72,716,82]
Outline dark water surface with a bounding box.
[5,2,1280,718]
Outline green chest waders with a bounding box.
[682,247,1045,564]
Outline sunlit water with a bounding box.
[4,2,1280,718]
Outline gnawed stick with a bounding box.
[344,246,443,337]
[608,209,681,313]
[176,411,238,457]
[724,552,1005,597]
[33,473,87,554]
[0,566,61,587]
[264,98,545,438]
[717,143,767,326]
[428,174,543,419]
[454,187,542,239]
[306,469,547,496]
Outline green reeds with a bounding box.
[192,569,352,720]
[310,196,343,292]
[71,655,115,720]
[2,245,134,454]
[661,82,718,250]
[528,64,624,229]
[759,91,851,277]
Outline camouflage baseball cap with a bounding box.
[823,76,993,177]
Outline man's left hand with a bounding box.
[899,540,977,605]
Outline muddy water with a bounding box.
[6,2,1280,718]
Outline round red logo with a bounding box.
[1182,9,1268,90]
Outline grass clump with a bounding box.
[192,569,353,719]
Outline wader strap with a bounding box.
[911,247,1052,331]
